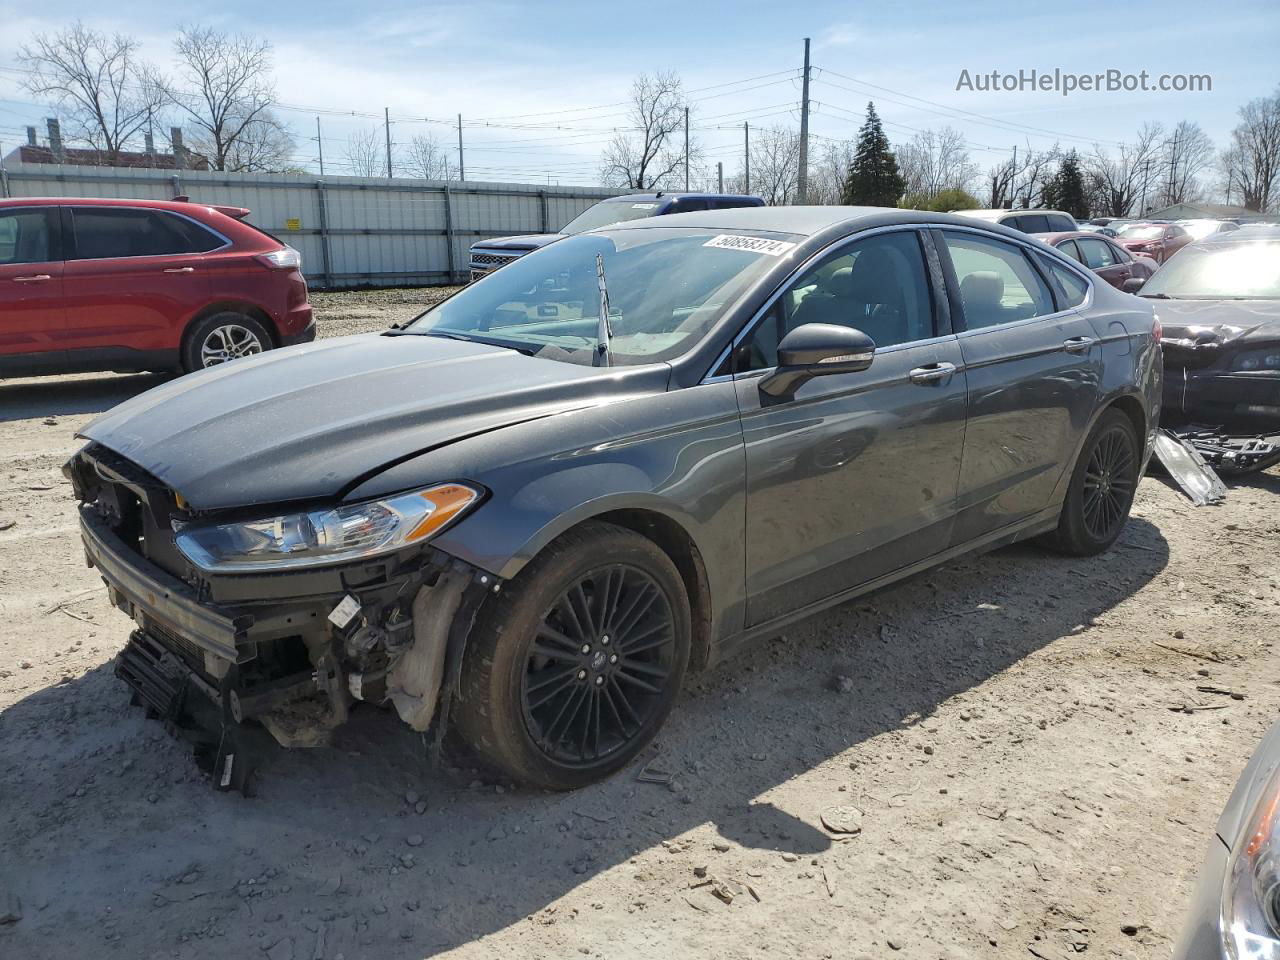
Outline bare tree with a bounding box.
[217,112,296,173]
[599,72,690,189]
[164,26,280,172]
[19,21,162,163]
[1012,144,1061,208]
[808,138,857,205]
[746,126,801,205]
[344,128,383,177]
[1086,123,1165,217]
[1226,89,1280,212]
[1157,120,1214,207]
[403,132,453,181]
[897,127,979,202]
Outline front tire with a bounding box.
[182,312,272,372]
[455,521,691,790]
[1047,409,1140,556]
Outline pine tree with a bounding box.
[1044,150,1088,219]
[840,103,905,206]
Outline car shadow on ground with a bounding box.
[0,373,170,423]
[0,518,1169,958]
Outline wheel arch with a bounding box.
[488,496,716,674]
[181,301,280,354]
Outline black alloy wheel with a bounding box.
[455,521,691,790]
[1081,424,1137,541]
[521,564,677,766]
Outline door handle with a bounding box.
[13,274,51,283]
[908,361,957,384]
[163,266,195,274]
[1063,336,1096,353]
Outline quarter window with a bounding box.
[1043,257,1090,307]
[0,209,52,265]
[736,230,935,371]
[941,231,1054,330]
[1056,239,1084,263]
[71,208,224,260]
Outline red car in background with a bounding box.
[1114,221,1193,264]
[0,197,314,379]
[1033,231,1158,290]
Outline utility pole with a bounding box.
[1139,157,1152,216]
[316,117,324,176]
[1010,145,1017,207]
[796,37,811,204]
[684,106,690,191]
[744,121,750,193]
[717,162,723,192]
[1166,128,1179,206]
[457,114,465,181]
[384,107,393,178]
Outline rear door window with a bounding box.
[0,208,53,265]
[941,231,1055,329]
[1077,237,1118,269]
[1056,239,1084,262]
[70,208,224,260]
[1012,214,1050,233]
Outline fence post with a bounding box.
[538,189,549,233]
[443,182,457,284]
[315,181,334,289]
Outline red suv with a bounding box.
[0,197,314,378]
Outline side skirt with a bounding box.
[708,506,1061,666]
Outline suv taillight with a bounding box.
[257,246,302,271]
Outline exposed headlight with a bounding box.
[174,483,479,572]
[1223,767,1280,957]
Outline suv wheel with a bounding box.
[183,312,272,372]
[455,521,691,790]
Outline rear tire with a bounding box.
[181,312,272,373]
[454,521,691,791]
[1046,409,1140,556]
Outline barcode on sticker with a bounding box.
[328,594,361,628]
[703,234,797,256]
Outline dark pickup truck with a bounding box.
[467,191,764,280]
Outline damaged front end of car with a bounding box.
[65,442,498,792]
[1162,322,1280,425]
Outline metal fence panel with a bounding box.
[0,162,615,289]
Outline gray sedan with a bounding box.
[67,206,1162,790]
[1174,718,1280,958]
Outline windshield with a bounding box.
[1118,225,1164,240]
[561,200,662,235]
[402,228,796,365]
[1141,241,1280,300]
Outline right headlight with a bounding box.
[174,483,480,573]
[1233,349,1280,372]
[1223,766,1280,957]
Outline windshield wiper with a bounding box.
[593,252,613,368]
[1140,292,1173,299]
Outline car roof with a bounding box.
[952,208,1074,219]
[602,192,761,203]
[1030,231,1115,243]
[603,204,1014,237]
[1198,228,1280,244]
[0,196,194,211]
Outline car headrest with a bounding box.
[960,271,1004,309]
[825,267,855,298]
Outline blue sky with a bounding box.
[0,0,1275,185]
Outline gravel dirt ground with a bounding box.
[1,288,1278,960]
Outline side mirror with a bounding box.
[1122,277,1146,294]
[759,323,875,398]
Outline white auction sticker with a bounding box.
[630,203,658,209]
[327,593,361,628]
[703,234,797,256]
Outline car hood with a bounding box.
[1156,300,1280,346]
[472,234,563,253]
[79,334,669,511]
